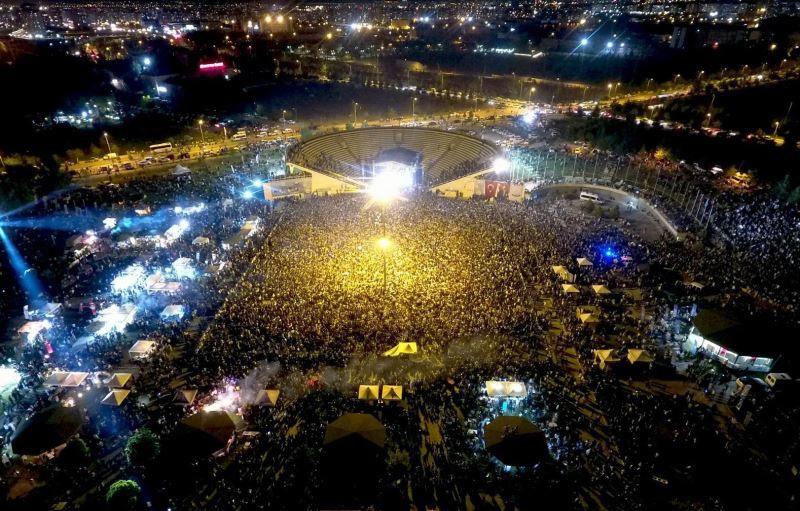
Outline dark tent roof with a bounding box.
[324,413,385,448]
[484,416,548,466]
[11,405,83,456]
[692,309,788,357]
[175,410,243,456]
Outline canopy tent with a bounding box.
[43,371,69,387]
[93,303,137,336]
[172,165,191,176]
[61,372,89,388]
[160,305,186,321]
[101,389,131,407]
[591,285,612,295]
[107,373,132,388]
[192,236,211,246]
[321,413,386,505]
[627,349,655,365]
[358,385,380,400]
[484,416,548,466]
[382,342,418,357]
[176,410,244,457]
[381,385,403,401]
[551,265,575,282]
[11,406,83,456]
[576,257,593,267]
[593,349,621,369]
[172,258,194,278]
[485,381,527,398]
[578,313,600,324]
[561,284,580,294]
[25,302,62,320]
[128,340,156,359]
[17,321,50,342]
[253,389,280,407]
[324,413,385,449]
[173,389,198,406]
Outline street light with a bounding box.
[353,102,359,125]
[103,132,112,154]
[412,97,417,118]
[198,120,205,145]
[377,237,391,294]
[528,86,536,101]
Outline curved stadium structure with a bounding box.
[285,127,499,192]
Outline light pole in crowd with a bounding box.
[528,87,536,102]
[412,97,417,119]
[353,102,359,125]
[103,132,112,154]
[378,237,391,294]
[198,120,205,145]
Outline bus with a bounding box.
[149,142,173,154]
[579,191,604,204]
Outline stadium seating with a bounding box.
[289,128,498,185]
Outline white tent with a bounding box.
[129,340,156,359]
[358,385,380,400]
[592,285,612,295]
[382,342,418,357]
[172,165,191,176]
[579,312,600,324]
[173,389,198,405]
[43,371,70,387]
[107,373,132,388]
[61,372,90,388]
[17,321,50,342]
[551,266,575,282]
[576,257,593,267]
[101,389,131,406]
[192,236,211,246]
[254,389,280,407]
[593,349,621,369]
[160,305,186,321]
[627,349,655,365]
[172,257,194,278]
[381,385,403,401]
[562,284,580,294]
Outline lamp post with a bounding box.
[528,87,536,101]
[198,120,205,145]
[353,102,359,125]
[103,132,112,154]
[378,237,390,294]
[412,97,417,119]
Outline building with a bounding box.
[687,309,782,372]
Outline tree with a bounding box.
[125,428,160,468]
[59,437,90,467]
[788,186,800,205]
[106,479,140,511]
[774,174,791,198]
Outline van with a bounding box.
[579,191,604,204]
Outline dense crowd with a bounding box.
[1,132,798,511]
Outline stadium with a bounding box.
[278,127,504,199]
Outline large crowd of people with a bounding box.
[0,129,798,511]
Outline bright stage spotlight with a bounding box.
[369,164,413,204]
[377,237,391,250]
[493,157,510,173]
[242,190,254,199]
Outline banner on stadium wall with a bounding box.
[263,177,312,200]
[484,181,510,199]
[509,182,525,202]
[473,179,486,198]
